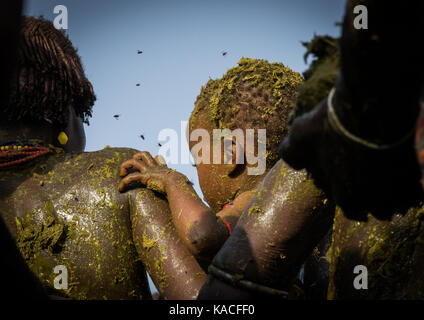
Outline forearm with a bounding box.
[200,160,334,298]
[129,188,207,299]
[165,172,227,256]
[119,153,228,257]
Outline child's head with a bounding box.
[189,57,302,211]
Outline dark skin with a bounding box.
[0,110,154,299]
[326,100,424,299]
[0,0,49,300]
[119,112,263,261]
[198,160,333,299]
[328,206,424,299]
[128,188,207,299]
[279,0,424,220]
[118,113,262,299]
[200,0,424,299]
[119,111,330,299]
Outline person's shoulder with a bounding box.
[65,147,139,164]
[57,147,140,183]
[85,147,140,159]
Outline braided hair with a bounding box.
[2,16,96,127]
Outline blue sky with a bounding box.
[24,0,345,294]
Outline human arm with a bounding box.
[278,0,424,219]
[127,187,207,299]
[119,151,253,259]
[198,160,334,299]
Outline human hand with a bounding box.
[119,151,175,193]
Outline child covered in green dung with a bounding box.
[119,57,304,297]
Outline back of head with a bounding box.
[190,57,302,168]
[2,16,96,128]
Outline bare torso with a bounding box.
[0,147,151,299]
[328,206,424,299]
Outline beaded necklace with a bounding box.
[0,140,58,168]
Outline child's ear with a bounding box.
[224,138,246,177]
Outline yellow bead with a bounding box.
[58,132,68,145]
[1,146,4,150]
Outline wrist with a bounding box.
[163,169,191,191]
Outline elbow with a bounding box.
[186,222,221,257]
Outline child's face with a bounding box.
[188,114,244,212]
[195,160,240,212]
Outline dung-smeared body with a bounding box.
[0,148,151,299]
[328,206,424,299]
